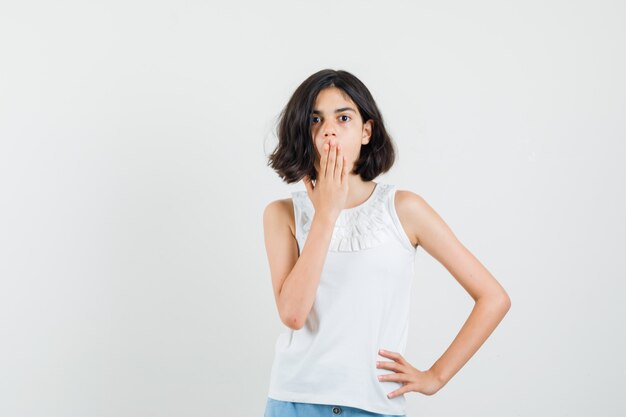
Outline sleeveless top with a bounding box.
[267,182,418,416]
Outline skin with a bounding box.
[263,86,512,399]
[308,86,376,211]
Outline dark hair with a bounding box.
[267,69,396,184]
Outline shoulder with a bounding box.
[393,189,436,248]
[263,198,296,238]
[394,189,428,210]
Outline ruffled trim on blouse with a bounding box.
[294,183,392,252]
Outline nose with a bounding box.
[321,119,336,138]
[322,128,336,143]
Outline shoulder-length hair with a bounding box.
[267,69,396,184]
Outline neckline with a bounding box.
[341,181,380,214]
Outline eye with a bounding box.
[339,115,351,122]
[311,116,321,124]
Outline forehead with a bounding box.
[313,87,355,108]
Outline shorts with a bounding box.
[263,397,406,417]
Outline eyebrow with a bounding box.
[311,107,357,115]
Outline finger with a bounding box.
[379,350,407,365]
[378,372,412,383]
[386,384,412,399]
[334,144,343,180]
[326,142,336,179]
[342,155,347,184]
[377,360,402,372]
[320,142,329,179]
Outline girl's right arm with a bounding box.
[264,141,347,330]
[263,204,336,330]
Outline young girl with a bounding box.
[262,69,511,417]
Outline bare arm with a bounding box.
[263,201,338,331]
[397,191,512,390]
[281,211,335,330]
[264,141,347,330]
[428,292,510,388]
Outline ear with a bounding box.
[362,119,373,145]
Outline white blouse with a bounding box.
[267,182,418,416]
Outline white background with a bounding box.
[1,1,624,416]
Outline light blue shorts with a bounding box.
[264,397,406,417]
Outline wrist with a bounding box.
[426,367,448,389]
[313,212,338,226]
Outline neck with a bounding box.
[344,175,376,209]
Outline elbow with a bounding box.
[478,292,511,313]
[281,314,304,331]
[279,303,305,330]
[278,292,306,330]
[499,293,512,313]
[501,289,511,308]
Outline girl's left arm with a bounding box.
[383,191,511,397]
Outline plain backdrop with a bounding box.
[1,1,625,416]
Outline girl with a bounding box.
[262,69,511,417]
